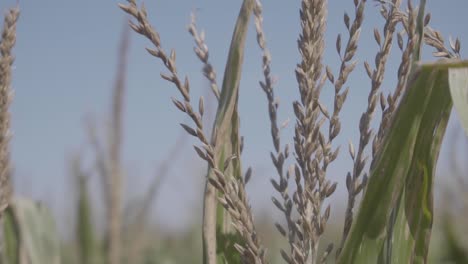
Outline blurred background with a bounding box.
[1,0,467,262]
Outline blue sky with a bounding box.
[1,0,468,233]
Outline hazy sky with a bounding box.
[1,0,468,233]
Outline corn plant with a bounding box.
[119,0,468,263]
[0,0,467,263]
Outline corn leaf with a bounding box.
[2,197,61,264]
[338,60,468,263]
[202,0,254,263]
[76,175,99,264]
[387,61,452,264]
[3,206,19,264]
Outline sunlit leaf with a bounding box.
[449,67,468,136]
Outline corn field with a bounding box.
[0,0,468,263]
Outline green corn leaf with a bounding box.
[202,0,254,263]
[337,60,468,263]
[215,226,244,264]
[386,62,452,264]
[2,197,61,264]
[338,64,436,263]
[76,176,99,264]
[402,67,451,264]
[3,206,19,264]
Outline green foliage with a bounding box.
[216,226,243,264]
[76,176,100,264]
[2,197,60,264]
[385,63,453,264]
[3,207,19,264]
[338,60,468,263]
[2,1,468,264]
